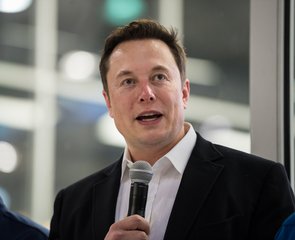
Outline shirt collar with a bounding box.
[165,122,196,174]
[120,149,133,181]
[120,122,197,180]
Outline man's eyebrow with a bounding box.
[116,70,133,78]
[116,65,169,78]
[152,65,169,72]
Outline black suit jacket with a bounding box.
[49,133,295,240]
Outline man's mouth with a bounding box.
[136,112,163,122]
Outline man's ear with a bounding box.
[182,79,190,109]
[102,90,113,118]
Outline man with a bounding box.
[275,212,295,240]
[49,19,295,239]
[0,195,49,239]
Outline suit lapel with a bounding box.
[164,134,224,239]
[92,160,122,240]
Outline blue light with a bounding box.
[104,0,146,26]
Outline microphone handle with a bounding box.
[128,182,149,217]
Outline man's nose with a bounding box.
[138,83,156,102]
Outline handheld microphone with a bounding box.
[127,161,153,217]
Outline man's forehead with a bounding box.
[111,39,168,54]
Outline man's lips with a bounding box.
[135,112,163,122]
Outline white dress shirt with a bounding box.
[115,123,197,240]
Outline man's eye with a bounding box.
[154,74,167,81]
[122,79,135,86]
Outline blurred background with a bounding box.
[0,0,293,228]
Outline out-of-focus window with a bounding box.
[0,0,35,220]
[183,0,250,153]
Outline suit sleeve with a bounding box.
[248,163,295,239]
[49,190,64,240]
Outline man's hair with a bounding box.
[99,19,187,96]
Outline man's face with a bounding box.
[103,39,190,152]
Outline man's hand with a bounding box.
[104,215,150,240]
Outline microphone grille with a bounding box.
[129,161,153,183]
